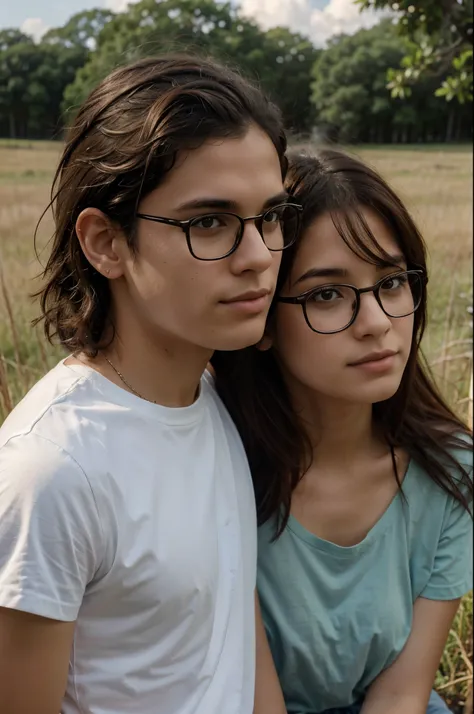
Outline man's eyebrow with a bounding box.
[175,191,289,214]
[294,255,407,286]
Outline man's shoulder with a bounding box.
[0,363,110,533]
[202,368,235,424]
[0,360,98,450]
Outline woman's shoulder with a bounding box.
[438,431,472,477]
[411,431,472,474]
[407,432,472,513]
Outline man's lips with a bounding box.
[221,289,271,304]
[220,289,272,315]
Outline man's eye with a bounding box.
[193,216,224,230]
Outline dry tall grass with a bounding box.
[0,141,472,711]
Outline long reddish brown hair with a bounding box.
[212,149,472,537]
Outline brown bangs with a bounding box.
[330,204,406,270]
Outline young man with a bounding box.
[0,55,299,714]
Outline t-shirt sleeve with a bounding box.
[0,432,104,621]
[421,450,473,601]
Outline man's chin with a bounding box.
[209,324,266,353]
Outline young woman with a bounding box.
[213,149,473,714]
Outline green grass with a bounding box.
[354,143,473,153]
[0,138,62,150]
[437,592,473,712]
[0,169,56,185]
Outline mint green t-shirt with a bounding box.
[257,448,473,714]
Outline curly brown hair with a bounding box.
[34,54,288,356]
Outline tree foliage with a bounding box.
[63,0,318,133]
[0,11,110,138]
[0,0,471,142]
[311,20,471,143]
[357,0,473,102]
[41,8,114,51]
[0,33,84,137]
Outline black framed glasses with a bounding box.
[136,203,302,261]
[277,270,426,334]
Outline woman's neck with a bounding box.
[289,381,384,466]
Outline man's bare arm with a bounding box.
[0,607,76,714]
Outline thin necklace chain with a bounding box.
[102,354,158,405]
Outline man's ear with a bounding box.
[75,208,125,279]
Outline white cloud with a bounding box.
[99,0,389,45]
[21,17,50,42]
[240,0,390,46]
[103,0,140,11]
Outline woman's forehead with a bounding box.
[293,208,402,270]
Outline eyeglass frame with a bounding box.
[277,269,426,334]
[135,203,303,261]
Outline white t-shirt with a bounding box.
[0,359,257,714]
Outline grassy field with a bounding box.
[0,141,472,710]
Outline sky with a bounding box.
[0,0,387,47]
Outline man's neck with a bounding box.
[77,321,212,409]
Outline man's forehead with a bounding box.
[148,136,284,211]
[171,128,280,169]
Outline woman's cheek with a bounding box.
[277,318,341,390]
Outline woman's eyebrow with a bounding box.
[294,267,349,286]
[376,253,407,268]
[294,255,407,286]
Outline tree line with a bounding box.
[0,0,472,144]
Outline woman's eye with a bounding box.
[263,210,280,224]
[311,288,342,302]
[382,274,408,291]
